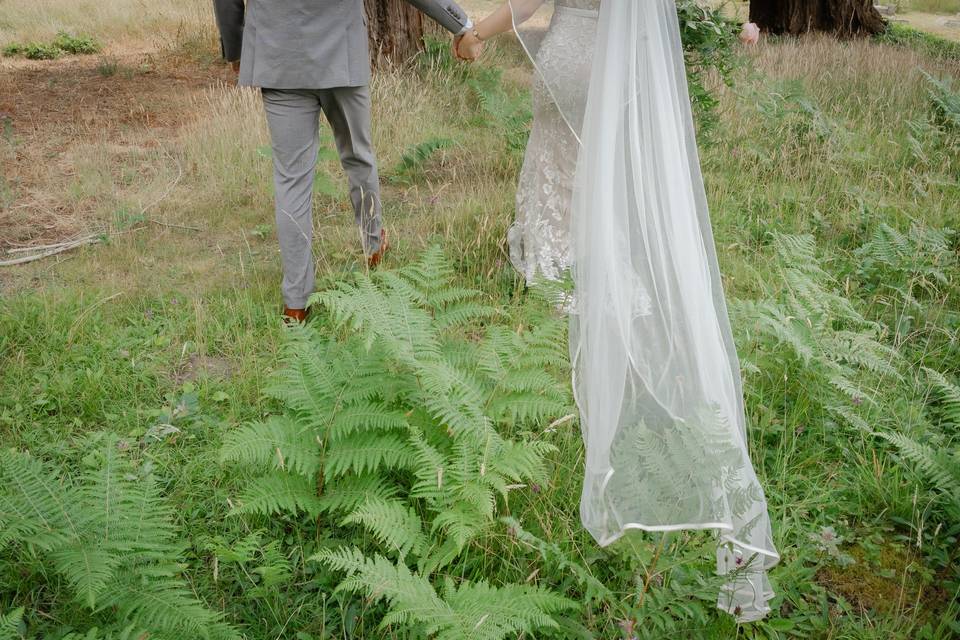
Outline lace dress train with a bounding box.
[508,1,599,284]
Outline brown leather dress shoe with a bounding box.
[367,229,389,269]
[282,306,309,324]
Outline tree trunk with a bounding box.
[364,0,431,67]
[750,0,886,37]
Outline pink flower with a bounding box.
[739,22,760,45]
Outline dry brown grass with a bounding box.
[0,49,235,253]
[741,33,959,115]
[2,5,957,303]
[0,0,212,51]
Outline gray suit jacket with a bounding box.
[213,0,469,89]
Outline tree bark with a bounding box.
[364,0,430,67]
[750,0,886,37]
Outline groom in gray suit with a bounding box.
[213,0,475,323]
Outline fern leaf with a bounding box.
[231,473,323,517]
[877,431,960,507]
[0,449,79,549]
[312,547,451,625]
[390,137,455,184]
[323,431,416,479]
[341,497,428,560]
[430,503,488,550]
[52,546,123,609]
[439,577,575,640]
[924,367,960,428]
[101,577,240,640]
[328,402,409,442]
[220,416,321,477]
[0,607,23,640]
[317,473,399,514]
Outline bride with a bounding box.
[456,0,597,283]
[458,0,780,622]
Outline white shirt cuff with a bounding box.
[456,18,473,36]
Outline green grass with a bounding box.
[2,22,960,640]
[903,0,960,14]
[2,31,100,58]
[878,22,960,61]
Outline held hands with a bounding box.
[453,30,484,62]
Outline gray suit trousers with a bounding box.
[262,87,382,309]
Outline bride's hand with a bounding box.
[454,31,484,62]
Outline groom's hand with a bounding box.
[454,31,483,62]
[230,59,240,74]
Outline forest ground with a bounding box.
[1,0,959,638]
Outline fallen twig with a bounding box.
[1,142,193,267]
[6,235,89,253]
[148,218,201,231]
[0,235,102,266]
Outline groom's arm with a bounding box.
[403,0,472,35]
[212,0,245,62]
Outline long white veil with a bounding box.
[509,0,780,621]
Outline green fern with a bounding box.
[220,415,321,476]
[0,440,239,639]
[921,69,960,130]
[467,67,532,152]
[231,473,323,517]
[854,222,955,297]
[312,547,575,640]
[876,431,960,512]
[341,497,428,560]
[222,247,573,634]
[924,367,960,429]
[390,137,455,185]
[733,233,904,435]
[0,608,23,640]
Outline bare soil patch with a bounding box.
[0,49,233,250]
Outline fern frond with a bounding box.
[830,331,901,380]
[487,440,555,486]
[0,440,240,638]
[921,70,960,129]
[877,431,960,507]
[341,497,428,560]
[408,428,450,503]
[0,607,23,640]
[324,431,416,479]
[924,367,960,428]
[231,473,323,517]
[313,548,571,640]
[314,276,442,363]
[52,546,123,609]
[328,402,409,442]
[101,577,240,640]
[439,577,575,640]
[263,330,339,417]
[312,547,451,625]
[317,473,399,515]
[0,449,78,550]
[430,503,488,550]
[825,403,874,433]
[396,245,455,293]
[220,416,321,477]
[390,137,455,184]
[415,360,494,439]
[433,302,498,331]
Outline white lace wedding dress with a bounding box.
[508,0,600,283]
